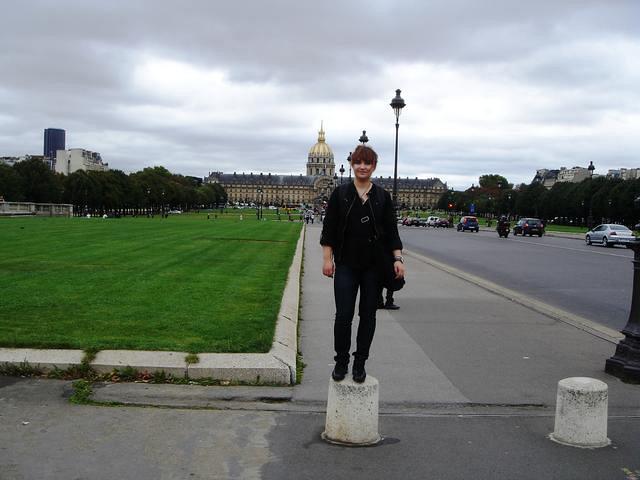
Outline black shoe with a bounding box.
[384,303,400,310]
[377,302,385,309]
[352,360,366,383]
[332,362,349,381]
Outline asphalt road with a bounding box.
[3,378,639,480]
[399,226,634,331]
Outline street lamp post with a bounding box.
[339,164,345,185]
[587,161,595,229]
[347,152,352,181]
[257,188,263,219]
[606,196,640,383]
[390,89,406,208]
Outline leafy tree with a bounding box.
[14,157,63,203]
[0,163,22,201]
[479,174,510,190]
[515,183,546,217]
[63,170,93,210]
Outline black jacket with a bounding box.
[320,182,403,263]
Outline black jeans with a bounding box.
[333,263,380,364]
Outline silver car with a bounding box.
[585,224,634,247]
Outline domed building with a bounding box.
[307,122,334,177]
[206,123,339,207]
[306,123,337,201]
[205,124,447,209]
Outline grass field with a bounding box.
[0,214,302,353]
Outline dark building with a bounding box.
[43,128,66,160]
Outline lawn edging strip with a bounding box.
[0,225,305,386]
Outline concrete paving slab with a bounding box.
[297,225,470,405]
[92,349,188,376]
[0,348,84,371]
[189,353,291,383]
[91,382,294,407]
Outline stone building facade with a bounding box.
[205,125,447,209]
[54,148,108,175]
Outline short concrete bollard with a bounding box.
[549,377,611,448]
[322,375,381,446]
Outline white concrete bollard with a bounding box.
[322,375,381,446]
[549,377,610,448]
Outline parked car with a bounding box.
[168,209,182,214]
[457,216,479,232]
[513,218,545,236]
[585,224,634,247]
[426,216,440,227]
[435,219,450,228]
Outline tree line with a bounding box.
[437,174,640,227]
[0,158,226,215]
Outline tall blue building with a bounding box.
[43,128,65,159]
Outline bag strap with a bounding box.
[367,183,387,240]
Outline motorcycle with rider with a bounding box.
[496,215,510,238]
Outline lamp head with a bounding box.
[390,89,406,119]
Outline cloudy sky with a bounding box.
[1,0,638,189]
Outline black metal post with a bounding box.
[605,238,640,383]
[393,121,399,207]
[390,89,405,209]
[587,161,595,228]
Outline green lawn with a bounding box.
[0,215,301,353]
[543,224,588,234]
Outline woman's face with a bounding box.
[351,158,376,181]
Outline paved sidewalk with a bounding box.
[297,224,639,412]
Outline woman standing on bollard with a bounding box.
[320,145,405,383]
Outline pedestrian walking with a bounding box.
[320,144,405,383]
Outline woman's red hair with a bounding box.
[350,145,378,165]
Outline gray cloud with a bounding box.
[1,0,638,189]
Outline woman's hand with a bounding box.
[323,258,335,278]
[394,260,405,279]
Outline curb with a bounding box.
[477,226,584,240]
[404,250,624,344]
[0,225,305,385]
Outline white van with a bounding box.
[426,216,440,227]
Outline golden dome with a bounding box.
[308,122,333,157]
